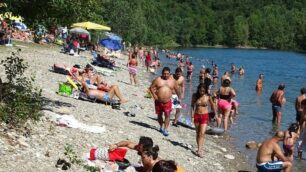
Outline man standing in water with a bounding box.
[150,67,181,136]
[270,84,286,127]
[186,62,194,81]
[295,87,306,124]
[256,131,292,172]
[172,68,185,127]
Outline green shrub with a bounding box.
[0,49,42,127]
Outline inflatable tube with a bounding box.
[205,126,225,135]
[66,76,78,90]
[178,116,194,129]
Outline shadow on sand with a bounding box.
[129,120,159,132]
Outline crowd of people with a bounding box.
[141,49,306,171]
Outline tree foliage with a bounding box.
[3,0,306,50]
[0,49,42,127]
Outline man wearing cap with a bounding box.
[270,84,286,127]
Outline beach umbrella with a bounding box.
[70,27,91,41]
[71,21,111,31]
[105,32,122,41]
[99,38,122,51]
[14,21,27,31]
[70,27,90,35]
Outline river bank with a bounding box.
[0,43,255,171]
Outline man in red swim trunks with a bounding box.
[150,67,180,136]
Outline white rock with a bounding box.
[220,148,227,152]
[224,154,235,160]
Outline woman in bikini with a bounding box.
[284,123,299,161]
[216,79,236,131]
[127,52,138,85]
[191,83,217,157]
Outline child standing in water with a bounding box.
[283,123,299,161]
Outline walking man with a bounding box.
[150,67,181,136]
[172,68,185,127]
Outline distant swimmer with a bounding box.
[238,66,245,76]
[150,67,181,136]
[212,64,219,84]
[186,62,194,81]
[221,71,231,83]
[231,63,236,74]
[256,74,264,91]
[256,131,292,172]
[270,84,286,127]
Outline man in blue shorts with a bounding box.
[270,84,286,127]
[256,131,292,172]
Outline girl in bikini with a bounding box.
[283,123,299,161]
[191,83,217,157]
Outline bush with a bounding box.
[0,49,42,127]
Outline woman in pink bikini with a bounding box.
[127,52,138,85]
[216,79,236,131]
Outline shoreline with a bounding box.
[0,44,255,171]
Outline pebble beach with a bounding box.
[0,43,255,172]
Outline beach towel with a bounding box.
[89,148,127,161]
[43,110,106,134]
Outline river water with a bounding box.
[155,48,306,171]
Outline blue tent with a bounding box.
[99,38,122,51]
[105,32,122,41]
[14,21,27,31]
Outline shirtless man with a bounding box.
[295,88,306,124]
[186,62,194,81]
[150,67,181,136]
[172,68,185,126]
[256,131,292,172]
[256,74,264,92]
[270,84,286,127]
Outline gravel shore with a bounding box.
[0,43,255,172]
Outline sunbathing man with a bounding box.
[150,67,181,136]
[256,131,292,172]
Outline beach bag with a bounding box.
[58,82,73,96]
